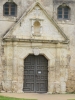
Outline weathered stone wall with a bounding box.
[3,42,69,93]
[0,0,75,93]
[53,0,75,93]
[0,0,37,93]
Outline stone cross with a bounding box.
[34,7,40,17]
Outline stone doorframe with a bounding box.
[2,43,68,93]
[16,50,55,93]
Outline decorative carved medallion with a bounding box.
[33,48,40,55]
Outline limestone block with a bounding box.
[64,69,68,81]
[17,82,23,93]
[2,81,12,92]
[0,75,2,81]
[71,81,75,87]
[12,74,18,81]
[18,76,23,82]
[49,71,55,81]
[6,75,12,81]
[55,82,60,93]
[18,59,23,66]
[7,59,13,66]
[12,81,18,93]
[60,82,66,93]
[41,0,52,7]
[72,82,75,91]
[0,82,2,92]
[13,58,18,68]
[66,80,75,93]
[18,66,23,73]
[2,57,6,66]
[55,73,60,81]
[3,70,7,80]
[60,77,65,82]
[48,82,54,93]
[66,80,71,88]
[72,76,75,81]
[67,88,74,93]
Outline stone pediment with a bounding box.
[3,1,69,44]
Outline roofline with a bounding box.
[3,1,69,42]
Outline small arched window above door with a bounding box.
[34,21,40,35]
[3,2,17,16]
[57,4,70,20]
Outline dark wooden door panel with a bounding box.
[23,55,35,92]
[35,55,48,92]
[23,55,48,93]
[36,81,48,92]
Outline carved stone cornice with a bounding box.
[3,38,69,44]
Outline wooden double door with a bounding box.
[23,55,48,93]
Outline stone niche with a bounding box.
[30,6,44,36]
[31,18,43,36]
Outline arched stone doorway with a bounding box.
[23,54,48,93]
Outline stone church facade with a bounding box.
[0,0,75,94]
